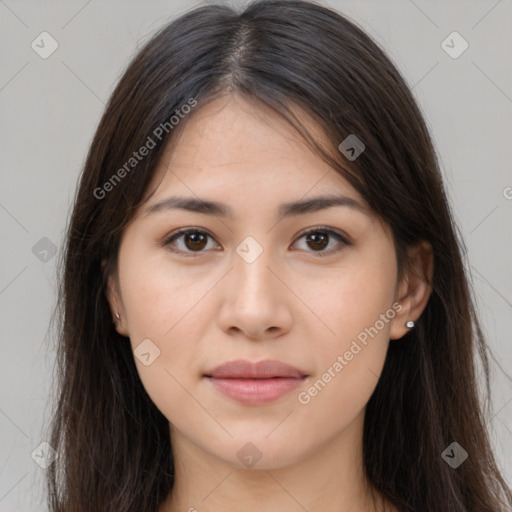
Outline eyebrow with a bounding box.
[143,194,370,219]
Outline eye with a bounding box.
[163,228,219,256]
[292,227,351,256]
[162,226,351,257]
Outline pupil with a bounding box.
[307,232,328,250]
[186,232,207,251]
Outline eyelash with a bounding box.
[161,226,351,258]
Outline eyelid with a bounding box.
[292,226,352,257]
[162,226,351,257]
[295,226,351,245]
[162,227,220,257]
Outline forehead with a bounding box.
[144,94,364,209]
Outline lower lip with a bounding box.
[205,376,306,405]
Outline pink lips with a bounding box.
[204,359,308,405]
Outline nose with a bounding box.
[217,246,293,341]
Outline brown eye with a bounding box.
[163,226,350,258]
[183,231,208,251]
[294,228,351,256]
[163,229,218,255]
[305,231,329,251]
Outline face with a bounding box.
[106,94,413,470]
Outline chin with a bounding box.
[210,435,307,471]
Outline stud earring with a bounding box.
[114,312,120,323]
[405,320,415,329]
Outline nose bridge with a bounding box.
[233,235,277,304]
[217,234,292,338]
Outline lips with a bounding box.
[204,359,308,379]
[204,359,308,405]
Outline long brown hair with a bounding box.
[44,1,512,510]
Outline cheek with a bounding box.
[119,245,209,340]
[294,246,396,418]
[117,249,211,404]
[120,273,209,430]
[301,248,397,347]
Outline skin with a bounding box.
[105,94,433,512]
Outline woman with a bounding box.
[44,0,512,510]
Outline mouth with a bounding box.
[203,359,309,405]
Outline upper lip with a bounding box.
[204,359,308,379]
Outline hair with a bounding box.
[43,0,512,510]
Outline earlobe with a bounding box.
[102,258,129,337]
[390,240,434,340]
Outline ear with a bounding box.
[390,240,434,340]
[101,258,129,337]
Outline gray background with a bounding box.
[0,0,511,509]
